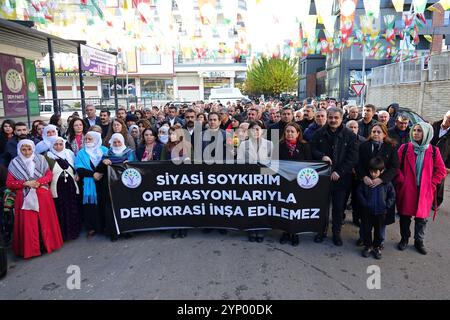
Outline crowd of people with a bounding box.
[0,98,449,260]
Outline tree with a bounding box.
[244,57,298,97]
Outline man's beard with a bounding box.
[186,121,195,128]
[18,134,27,140]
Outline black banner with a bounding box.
[108,161,331,234]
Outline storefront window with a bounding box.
[203,77,231,100]
[141,79,174,100]
[101,78,136,99]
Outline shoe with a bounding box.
[414,240,427,255]
[171,230,179,239]
[256,236,264,243]
[379,242,384,250]
[110,234,118,242]
[218,229,228,235]
[291,234,299,246]
[314,233,325,243]
[248,233,256,242]
[179,230,188,238]
[280,232,290,244]
[362,247,371,258]
[356,238,364,247]
[87,230,95,239]
[397,238,408,251]
[373,247,382,259]
[332,234,343,246]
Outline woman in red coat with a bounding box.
[7,139,63,259]
[395,122,446,255]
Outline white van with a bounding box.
[208,87,247,105]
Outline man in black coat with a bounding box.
[297,104,315,131]
[358,104,378,139]
[310,108,359,246]
[431,111,450,208]
[388,115,410,149]
[267,106,294,141]
[83,104,101,127]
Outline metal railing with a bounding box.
[370,56,426,86]
[429,50,450,81]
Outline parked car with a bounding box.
[382,106,426,126]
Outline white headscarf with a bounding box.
[42,124,58,148]
[17,139,36,177]
[47,136,75,166]
[35,124,58,154]
[109,133,127,155]
[84,131,104,166]
[16,139,40,211]
[128,125,139,136]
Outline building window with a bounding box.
[140,50,161,65]
[141,79,174,100]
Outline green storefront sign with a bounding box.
[24,59,39,116]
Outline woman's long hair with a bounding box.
[104,118,129,147]
[166,125,191,157]
[368,122,396,147]
[280,122,306,144]
[66,118,88,142]
[1,119,15,138]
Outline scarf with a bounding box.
[371,140,383,153]
[108,133,127,155]
[35,124,58,154]
[75,132,107,204]
[142,142,155,161]
[285,139,297,157]
[9,140,48,212]
[47,136,75,167]
[85,131,104,167]
[410,122,434,186]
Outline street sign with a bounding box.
[351,83,365,96]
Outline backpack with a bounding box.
[400,143,438,220]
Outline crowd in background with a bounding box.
[0,97,449,260]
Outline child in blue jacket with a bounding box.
[356,157,396,259]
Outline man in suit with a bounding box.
[166,105,185,127]
[84,104,101,127]
[431,111,450,208]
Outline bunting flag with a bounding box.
[198,0,217,25]
[363,0,380,19]
[403,12,415,30]
[413,0,427,14]
[314,0,334,24]
[392,0,405,12]
[340,0,357,42]
[384,15,396,44]
[323,15,337,37]
[424,35,433,42]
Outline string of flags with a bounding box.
[0,0,448,62]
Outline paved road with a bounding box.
[1,179,449,300]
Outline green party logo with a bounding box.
[121,168,142,189]
[297,168,319,189]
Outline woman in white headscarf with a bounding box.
[6,139,63,259]
[75,131,108,238]
[45,136,81,241]
[35,124,58,154]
